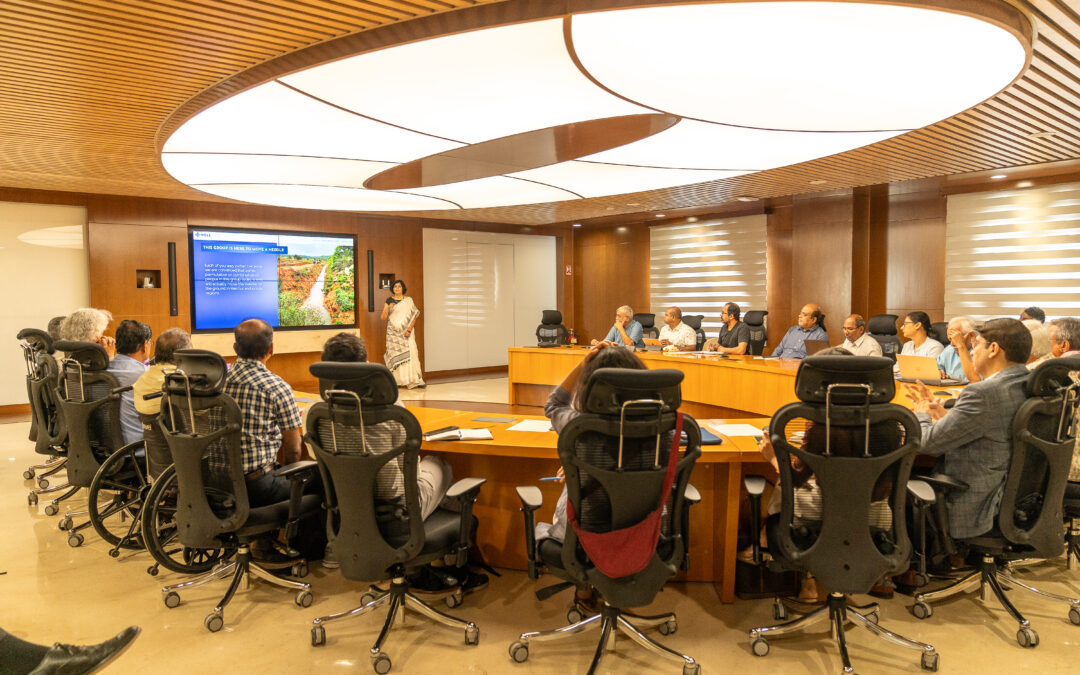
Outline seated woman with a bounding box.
[899,311,944,360]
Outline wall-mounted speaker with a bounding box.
[167,242,178,316]
[367,249,375,312]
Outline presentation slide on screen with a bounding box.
[191,229,355,330]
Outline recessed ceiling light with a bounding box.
[605,206,615,211]
[990,174,1007,179]
[572,223,582,227]
[616,226,628,233]
[686,216,698,223]
[734,195,759,202]
[1017,180,1033,188]
[626,202,640,207]
[655,213,666,218]
[809,179,827,185]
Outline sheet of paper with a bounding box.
[507,419,553,433]
[707,423,765,438]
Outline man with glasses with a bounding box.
[840,314,882,357]
[772,303,828,359]
[706,302,750,354]
[592,305,644,349]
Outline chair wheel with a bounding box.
[147,565,159,577]
[567,608,585,624]
[658,618,678,635]
[44,503,58,516]
[912,602,932,620]
[773,602,788,621]
[108,548,120,558]
[361,592,378,606]
[311,625,326,647]
[58,517,73,531]
[164,591,181,608]
[67,532,84,548]
[27,493,38,506]
[445,591,463,608]
[372,652,391,674]
[296,590,313,608]
[1069,606,1080,626]
[752,637,770,657]
[37,477,49,489]
[1016,627,1038,648]
[509,641,529,663]
[465,624,479,646]
[205,612,224,633]
[683,663,700,675]
[292,562,309,578]
[921,651,939,671]
[24,469,35,480]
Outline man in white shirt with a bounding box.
[840,314,882,357]
[659,306,697,351]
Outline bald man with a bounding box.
[659,306,697,351]
[772,303,828,359]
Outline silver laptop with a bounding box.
[895,354,962,386]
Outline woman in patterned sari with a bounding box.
[381,280,426,388]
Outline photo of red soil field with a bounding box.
[277,246,354,327]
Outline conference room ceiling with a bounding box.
[1,0,1078,226]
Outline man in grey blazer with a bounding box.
[906,318,1032,539]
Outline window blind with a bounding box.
[945,182,1080,321]
[649,215,767,333]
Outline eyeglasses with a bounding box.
[901,321,915,327]
[797,312,812,317]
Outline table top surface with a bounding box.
[510,346,806,373]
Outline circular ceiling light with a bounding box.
[161,1,1030,213]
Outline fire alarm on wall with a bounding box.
[565,265,572,276]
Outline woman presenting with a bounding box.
[381,280,426,388]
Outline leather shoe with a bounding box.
[30,626,140,674]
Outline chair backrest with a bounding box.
[159,349,249,547]
[634,313,659,340]
[743,310,768,355]
[557,367,701,607]
[930,321,949,346]
[867,314,902,362]
[139,411,173,479]
[682,315,706,350]
[53,340,124,487]
[536,309,568,347]
[306,361,427,580]
[769,355,919,594]
[996,356,1080,556]
[18,328,67,454]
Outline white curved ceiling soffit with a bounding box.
[161,2,1030,212]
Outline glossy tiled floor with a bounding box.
[4,377,1080,673]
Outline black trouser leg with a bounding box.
[0,628,49,675]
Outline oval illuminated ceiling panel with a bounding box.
[160,1,1030,212]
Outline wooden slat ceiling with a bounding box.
[0,0,1078,225]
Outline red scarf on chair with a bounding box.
[566,412,683,579]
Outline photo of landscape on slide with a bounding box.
[278,245,355,327]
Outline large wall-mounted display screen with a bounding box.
[189,227,356,331]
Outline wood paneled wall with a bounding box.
[885,178,948,324]
[572,223,650,344]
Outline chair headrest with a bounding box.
[743,310,767,326]
[794,355,896,404]
[165,349,229,396]
[309,362,398,406]
[867,314,899,336]
[682,314,703,330]
[541,310,563,325]
[633,313,655,328]
[54,340,110,370]
[579,367,683,415]
[17,328,54,354]
[1027,356,1080,396]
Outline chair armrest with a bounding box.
[744,474,767,564]
[274,460,318,478]
[684,483,701,505]
[516,485,543,509]
[447,476,486,500]
[276,460,319,541]
[907,479,936,504]
[743,475,767,496]
[447,477,486,567]
[918,473,969,493]
[110,385,134,396]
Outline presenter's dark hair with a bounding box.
[905,311,932,335]
[725,302,741,322]
[322,332,367,363]
[234,318,274,359]
[976,318,1032,364]
[573,347,647,411]
[153,328,192,365]
[392,279,407,294]
[1023,306,1046,322]
[115,320,152,355]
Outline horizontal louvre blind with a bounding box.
[649,215,767,333]
[945,182,1080,321]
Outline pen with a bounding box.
[539,476,561,482]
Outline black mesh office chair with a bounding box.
[305,362,484,672]
[152,349,321,632]
[511,368,703,675]
[744,310,768,355]
[868,314,903,362]
[747,355,938,672]
[537,310,568,347]
[1066,481,1080,574]
[18,328,69,500]
[911,356,1080,646]
[49,340,129,546]
[682,315,706,351]
[930,321,949,346]
[635,313,659,340]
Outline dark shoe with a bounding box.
[868,582,895,599]
[407,565,457,593]
[250,538,299,565]
[31,626,140,675]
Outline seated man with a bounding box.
[772,303,828,359]
[107,319,152,445]
[1049,317,1080,359]
[1023,319,1053,370]
[936,316,978,383]
[706,302,750,354]
[1020,306,1046,323]
[840,314,882,357]
[133,328,192,477]
[907,318,1032,539]
[592,305,644,349]
[658,306,697,351]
